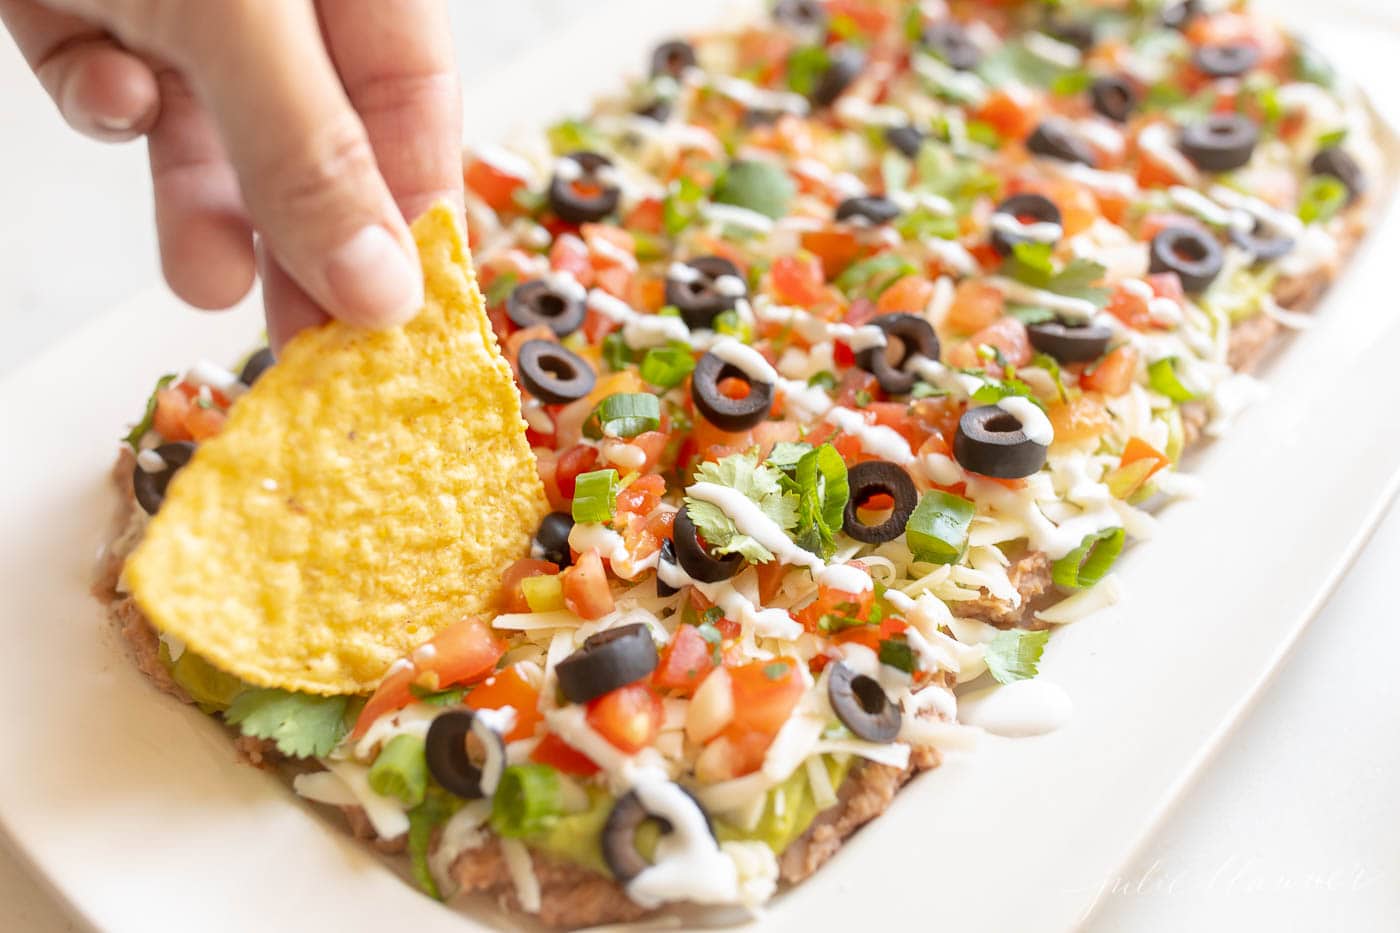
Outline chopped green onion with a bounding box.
[1298,175,1348,225]
[571,468,618,524]
[639,344,695,388]
[522,574,565,612]
[1104,459,1159,501]
[368,734,428,807]
[1052,527,1124,589]
[407,789,460,900]
[878,638,917,674]
[712,308,754,343]
[807,370,838,391]
[835,253,919,299]
[906,490,975,565]
[123,372,177,450]
[601,333,632,372]
[409,683,467,706]
[584,393,660,439]
[663,177,705,236]
[1147,357,1198,402]
[546,118,605,155]
[911,381,945,399]
[490,764,564,838]
[785,45,830,97]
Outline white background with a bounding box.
[1,2,1397,930]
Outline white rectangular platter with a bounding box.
[1,1,1398,931]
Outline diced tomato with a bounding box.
[1147,272,1185,303]
[622,198,664,235]
[183,405,226,441]
[825,0,891,35]
[1080,345,1139,396]
[795,585,876,634]
[549,233,593,286]
[653,625,717,696]
[800,228,862,279]
[554,444,600,500]
[833,615,910,653]
[586,684,663,754]
[616,473,666,518]
[875,275,936,315]
[725,657,804,739]
[562,549,614,620]
[351,617,506,738]
[466,664,542,743]
[755,560,788,603]
[950,316,1032,371]
[834,368,881,408]
[1138,212,1203,243]
[770,254,827,306]
[841,297,880,328]
[153,388,194,442]
[866,401,928,450]
[1048,394,1111,444]
[944,280,1006,335]
[593,265,633,300]
[1120,436,1170,479]
[1106,282,1154,331]
[975,86,1040,142]
[465,155,527,213]
[531,732,600,776]
[751,420,802,458]
[499,559,559,613]
[911,395,964,448]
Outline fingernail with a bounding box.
[94,113,138,133]
[323,225,422,327]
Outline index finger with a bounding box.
[317,0,463,223]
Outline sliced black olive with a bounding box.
[1310,147,1366,203]
[636,99,673,122]
[1089,75,1138,124]
[690,351,773,431]
[132,441,196,515]
[603,785,715,883]
[555,622,660,704]
[1193,42,1259,79]
[507,278,587,338]
[989,193,1063,258]
[810,45,865,107]
[827,662,901,744]
[650,40,696,80]
[665,256,746,331]
[853,313,940,395]
[922,21,981,71]
[673,505,743,583]
[548,151,621,224]
[742,107,781,128]
[1148,225,1224,293]
[425,710,505,800]
[1044,17,1096,52]
[1228,216,1295,262]
[517,340,596,405]
[238,347,274,386]
[774,0,827,36]
[842,461,918,544]
[534,511,575,568]
[1027,119,1096,166]
[834,195,901,226]
[1027,321,1113,363]
[885,124,925,159]
[655,537,679,597]
[954,405,1047,479]
[1178,114,1258,172]
[1160,0,1200,31]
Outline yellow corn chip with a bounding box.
[126,203,548,695]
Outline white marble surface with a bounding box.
[1,3,1397,931]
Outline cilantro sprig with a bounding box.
[984,629,1051,684]
[224,688,350,758]
[684,453,800,563]
[1002,242,1111,308]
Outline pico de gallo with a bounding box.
[117,0,1378,922]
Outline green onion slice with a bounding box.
[368,734,429,807]
[1147,357,1198,403]
[906,490,976,565]
[584,393,661,440]
[490,764,564,838]
[571,468,619,524]
[878,638,916,674]
[1052,527,1125,589]
[1298,174,1348,225]
[640,344,696,389]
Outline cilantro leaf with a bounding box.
[123,373,177,450]
[984,629,1051,684]
[766,441,814,473]
[1030,352,1068,403]
[971,377,1046,411]
[685,453,799,563]
[1003,242,1111,307]
[224,688,349,758]
[663,176,706,236]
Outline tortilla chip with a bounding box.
[125,203,547,695]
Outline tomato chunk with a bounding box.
[562,549,614,620]
[653,625,717,696]
[1080,345,1139,396]
[499,559,559,613]
[586,684,664,753]
[466,664,543,743]
[531,732,600,776]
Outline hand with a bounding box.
[0,0,464,350]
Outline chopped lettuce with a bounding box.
[684,453,800,562]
